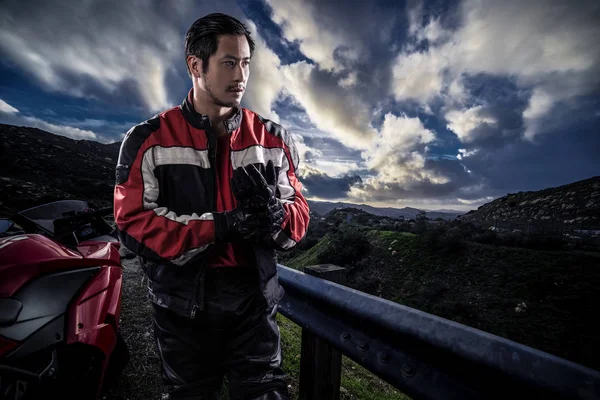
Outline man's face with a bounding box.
[201,34,251,108]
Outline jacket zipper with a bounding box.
[191,126,218,319]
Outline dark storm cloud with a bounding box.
[461,107,600,194]
[301,169,363,200]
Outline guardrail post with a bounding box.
[299,264,347,400]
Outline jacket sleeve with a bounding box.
[270,134,310,252]
[113,119,219,266]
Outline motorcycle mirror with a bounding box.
[0,219,15,234]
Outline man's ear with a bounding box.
[187,55,201,78]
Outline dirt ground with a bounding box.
[103,257,164,400]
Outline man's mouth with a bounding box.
[229,87,245,93]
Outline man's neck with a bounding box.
[192,88,235,136]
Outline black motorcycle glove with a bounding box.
[214,208,259,242]
[256,196,286,234]
[213,200,286,242]
[220,160,287,244]
[231,160,278,210]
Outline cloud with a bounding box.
[262,0,400,150]
[0,0,219,113]
[242,19,284,122]
[445,106,497,143]
[0,114,96,142]
[280,61,378,149]
[340,111,511,210]
[244,6,379,152]
[363,113,436,170]
[0,97,100,140]
[456,148,479,160]
[300,165,363,200]
[288,132,322,177]
[57,117,139,142]
[338,71,358,89]
[309,159,360,178]
[290,133,365,184]
[392,50,448,104]
[417,18,451,44]
[522,88,555,141]
[459,121,600,194]
[20,117,98,141]
[265,0,357,71]
[0,99,19,114]
[395,0,600,139]
[450,1,598,78]
[346,114,470,203]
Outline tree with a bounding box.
[413,211,428,234]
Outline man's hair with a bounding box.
[185,13,256,78]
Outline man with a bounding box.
[114,13,310,400]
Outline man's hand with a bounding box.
[231,161,278,210]
[225,160,286,244]
[221,207,263,241]
[216,200,285,242]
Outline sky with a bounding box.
[1,0,599,212]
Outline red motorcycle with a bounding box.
[0,200,129,400]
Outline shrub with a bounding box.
[421,223,466,254]
[439,226,467,253]
[520,232,568,250]
[411,211,428,234]
[471,230,498,245]
[317,225,371,267]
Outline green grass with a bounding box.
[276,313,410,400]
[374,230,417,241]
[286,235,332,270]
[278,313,302,380]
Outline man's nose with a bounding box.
[233,62,247,82]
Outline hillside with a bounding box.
[458,176,600,232]
[0,123,118,216]
[286,226,600,373]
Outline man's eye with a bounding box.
[243,61,250,67]
[224,61,234,66]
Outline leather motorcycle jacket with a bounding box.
[114,88,310,318]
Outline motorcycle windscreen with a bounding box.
[17,200,90,234]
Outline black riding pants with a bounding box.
[151,267,289,400]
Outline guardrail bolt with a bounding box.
[402,364,416,378]
[54,333,61,341]
[341,332,351,342]
[378,351,391,364]
[357,341,369,352]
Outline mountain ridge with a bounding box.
[458,175,600,231]
[306,200,465,220]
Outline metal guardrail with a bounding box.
[276,264,600,400]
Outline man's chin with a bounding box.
[215,98,240,108]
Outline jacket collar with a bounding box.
[180,88,242,134]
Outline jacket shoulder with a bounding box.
[247,109,300,168]
[118,106,180,167]
[117,115,160,168]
